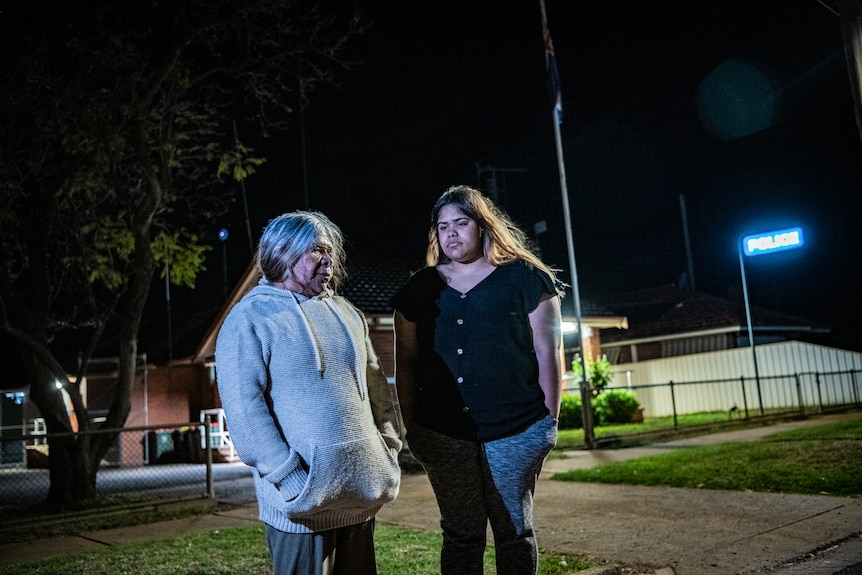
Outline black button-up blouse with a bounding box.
[391,260,555,441]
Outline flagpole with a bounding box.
[540,0,595,448]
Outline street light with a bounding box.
[218,228,229,302]
[738,225,805,415]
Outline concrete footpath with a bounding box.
[2,412,861,574]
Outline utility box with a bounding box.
[145,429,174,464]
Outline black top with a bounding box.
[390,260,556,441]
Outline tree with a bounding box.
[0,0,366,510]
[571,353,615,395]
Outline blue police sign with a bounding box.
[742,226,805,257]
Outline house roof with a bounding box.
[594,283,830,343]
[191,259,261,365]
[340,256,421,314]
[191,256,628,364]
[559,291,626,325]
[191,256,422,364]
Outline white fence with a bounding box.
[572,341,862,418]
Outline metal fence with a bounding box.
[564,368,862,423]
[4,368,860,519]
[0,418,239,519]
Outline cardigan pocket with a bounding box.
[281,432,400,518]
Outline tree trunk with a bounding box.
[1,304,96,510]
[89,117,162,472]
[45,434,96,510]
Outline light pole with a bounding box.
[738,225,805,415]
[218,228,229,302]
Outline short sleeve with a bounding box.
[389,267,445,323]
[521,262,557,314]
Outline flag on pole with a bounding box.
[544,23,562,124]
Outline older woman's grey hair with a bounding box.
[257,211,346,293]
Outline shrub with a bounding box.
[558,394,583,429]
[571,354,615,394]
[593,389,641,425]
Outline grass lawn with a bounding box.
[553,409,771,451]
[0,523,593,575]
[553,417,862,497]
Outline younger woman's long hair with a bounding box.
[425,185,564,296]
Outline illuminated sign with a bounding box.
[742,226,805,256]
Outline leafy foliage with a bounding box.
[571,354,615,394]
[558,394,584,430]
[559,389,642,428]
[218,142,268,182]
[152,232,211,289]
[592,389,641,425]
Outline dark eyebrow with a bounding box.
[437,217,470,226]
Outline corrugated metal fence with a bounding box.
[565,341,862,418]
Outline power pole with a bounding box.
[837,0,862,147]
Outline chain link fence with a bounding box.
[0,418,251,524]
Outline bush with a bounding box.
[558,394,583,429]
[571,354,615,394]
[593,389,641,425]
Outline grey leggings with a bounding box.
[406,415,558,575]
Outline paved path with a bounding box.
[2,412,861,575]
[377,413,862,574]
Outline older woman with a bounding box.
[391,185,563,575]
[216,211,402,575]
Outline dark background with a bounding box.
[179,1,861,345]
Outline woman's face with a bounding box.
[436,204,483,264]
[284,239,334,297]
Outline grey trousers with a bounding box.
[265,519,377,575]
[407,415,558,575]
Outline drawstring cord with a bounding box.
[288,291,366,399]
[289,292,325,378]
[322,298,367,400]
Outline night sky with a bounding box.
[188,1,862,345]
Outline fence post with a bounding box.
[852,370,860,407]
[794,373,805,417]
[740,376,750,419]
[205,415,214,499]
[669,381,678,428]
[815,372,824,414]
